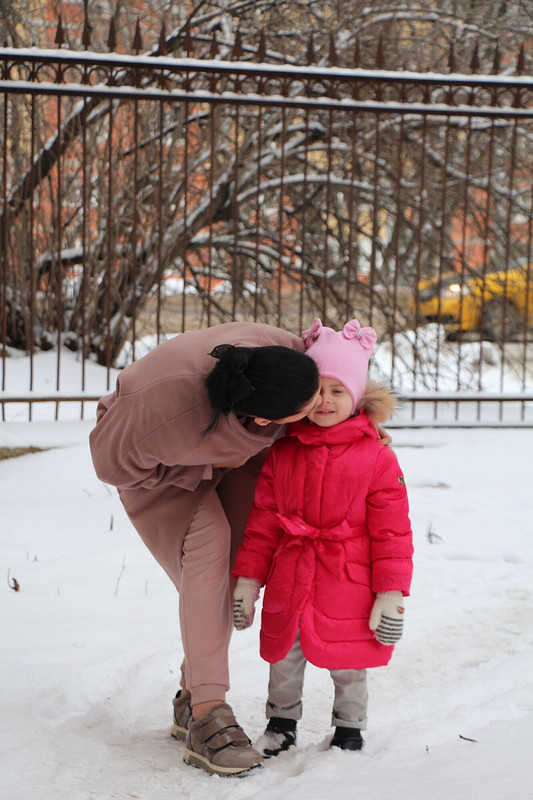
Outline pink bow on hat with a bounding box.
[341,319,377,349]
[302,317,324,346]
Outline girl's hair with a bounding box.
[205,344,319,428]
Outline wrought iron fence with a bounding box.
[1,27,532,424]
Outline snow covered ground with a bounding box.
[1,351,532,799]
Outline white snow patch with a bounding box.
[0,357,532,799]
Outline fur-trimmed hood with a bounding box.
[357,380,397,426]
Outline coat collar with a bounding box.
[286,411,378,445]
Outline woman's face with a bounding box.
[269,386,322,425]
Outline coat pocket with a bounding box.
[314,613,374,643]
[345,560,371,585]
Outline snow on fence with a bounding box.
[1,19,532,425]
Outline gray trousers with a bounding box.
[266,631,368,730]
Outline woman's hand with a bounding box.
[377,426,392,446]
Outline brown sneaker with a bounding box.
[183,703,263,776]
[171,689,192,741]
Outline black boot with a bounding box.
[259,717,297,758]
[330,726,364,751]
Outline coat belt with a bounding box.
[275,513,367,577]
[276,512,354,541]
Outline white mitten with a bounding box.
[233,577,261,630]
[369,591,405,644]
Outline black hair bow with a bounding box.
[209,344,256,406]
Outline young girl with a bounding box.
[232,318,413,755]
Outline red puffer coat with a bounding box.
[233,391,413,670]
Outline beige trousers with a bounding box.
[267,631,368,729]
[118,454,266,706]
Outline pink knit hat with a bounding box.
[302,318,377,413]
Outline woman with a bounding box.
[89,321,321,776]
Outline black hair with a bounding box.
[204,344,319,429]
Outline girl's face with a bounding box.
[306,376,353,427]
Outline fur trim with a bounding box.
[357,380,397,425]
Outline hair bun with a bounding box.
[207,344,255,413]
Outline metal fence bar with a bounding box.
[277,84,287,326]
[524,189,533,422]
[105,96,114,384]
[80,96,89,420]
[390,98,405,390]
[156,99,164,344]
[207,99,215,328]
[55,93,63,420]
[2,48,531,89]
[3,79,533,118]
[1,89,8,417]
[131,97,139,362]
[254,98,263,323]
[1,391,531,427]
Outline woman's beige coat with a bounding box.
[89,322,306,703]
[89,321,305,584]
